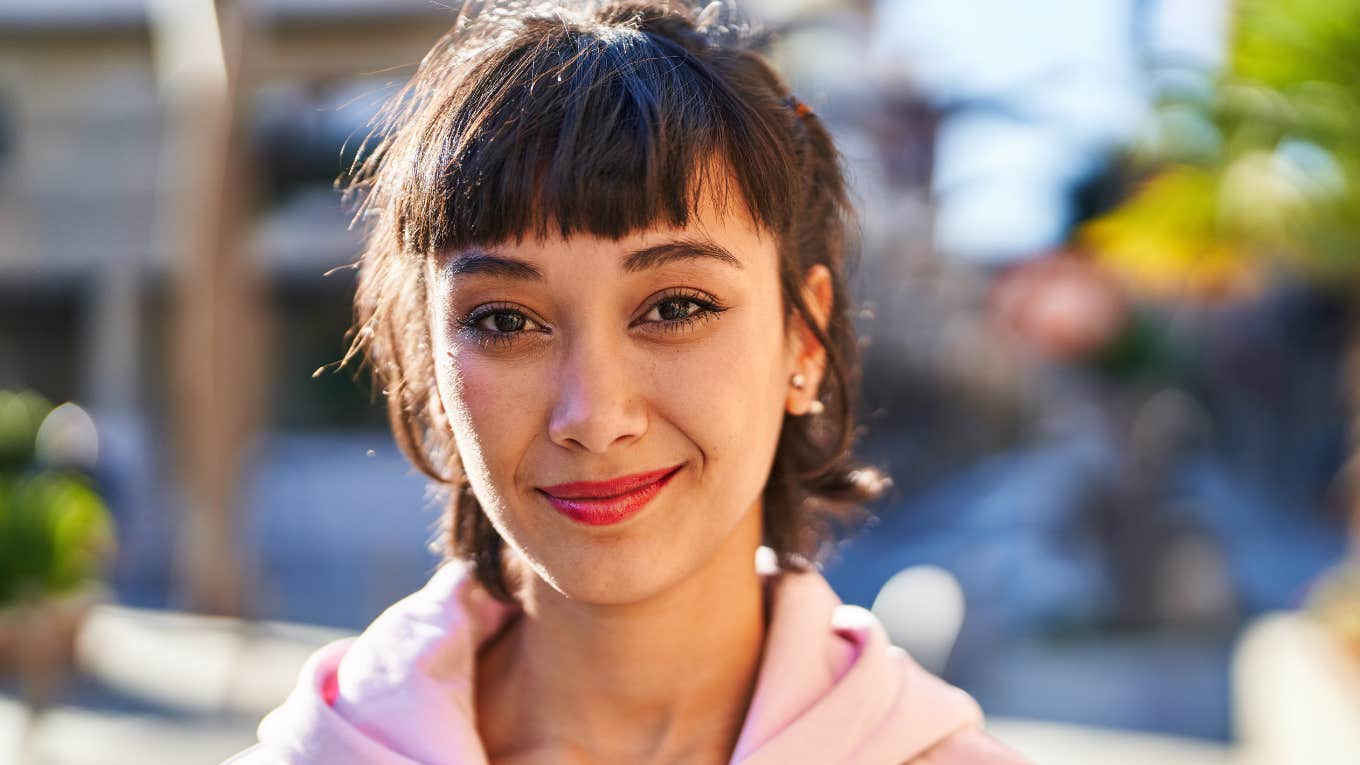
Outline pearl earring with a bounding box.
[789,372,822,416]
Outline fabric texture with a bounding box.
[223,558,1028,764]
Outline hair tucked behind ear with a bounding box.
[340,0,891,603]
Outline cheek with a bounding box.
[653,306,789,476]
[432,344,542,501]
[446,359,534,430]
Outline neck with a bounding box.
[476,506,767,764]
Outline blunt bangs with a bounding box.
[386,9,802,255]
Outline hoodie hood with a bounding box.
[224,557,1013,765]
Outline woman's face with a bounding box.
[425,192,827,605]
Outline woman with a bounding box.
[226,2,1027,763]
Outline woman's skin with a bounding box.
[424,185,834,764]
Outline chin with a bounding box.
[524,538,694,606]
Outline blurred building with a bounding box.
[0,0,465,624]
[0,0,453,421]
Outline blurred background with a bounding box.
[0,0,1356,763]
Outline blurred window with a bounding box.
[0,283,82,403]
[250,79,388,206]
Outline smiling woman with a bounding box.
[424,189,801,611]
[225,2,1027,764]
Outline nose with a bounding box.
[547,330,647,454]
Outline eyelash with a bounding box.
[455,288,729,352]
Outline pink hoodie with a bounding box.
[223,559,1027,764]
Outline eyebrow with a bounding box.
[443,239,744,281]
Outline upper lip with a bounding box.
[538,464,683,499]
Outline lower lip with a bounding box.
[540,466,682,526]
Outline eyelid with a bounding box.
[632,287,725,324]
[464,301,547,329]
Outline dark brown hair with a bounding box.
[339,0,891,602]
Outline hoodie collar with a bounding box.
[729,566,984,763]
[246,556,984,765]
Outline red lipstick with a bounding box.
[537,464,683,526]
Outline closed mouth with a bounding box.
[538,463,685,500]
[536,464,685,526]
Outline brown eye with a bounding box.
[640,289,729,334]
[482,312,526,333]
[456,303,546,351]
[656,298,700,321]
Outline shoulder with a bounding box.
[905,726,1032,765]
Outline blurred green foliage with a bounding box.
[1084,0,1360,296]
[0,390,116,610]
[0,390,52,470]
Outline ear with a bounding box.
[786,264,834,411]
